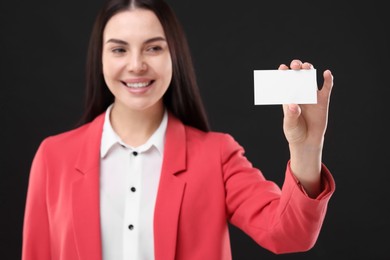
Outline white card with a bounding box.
[254,69,317,105]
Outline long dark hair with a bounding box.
[78,0,210,132]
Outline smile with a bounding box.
[122,80,154,88]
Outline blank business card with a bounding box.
[254,69,317,105]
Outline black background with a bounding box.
[1,0,389,259]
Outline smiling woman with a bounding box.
[22,0,335,259]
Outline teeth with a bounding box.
[125,81,151,88]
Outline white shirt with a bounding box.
[100,104,167,260]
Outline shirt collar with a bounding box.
[100,104,168,158]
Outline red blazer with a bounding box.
[22,112,335,260]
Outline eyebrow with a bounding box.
[105,36,166,45]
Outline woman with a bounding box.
[22,0,335,259]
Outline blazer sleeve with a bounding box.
[220,133,335,254]
[22,139,52,260]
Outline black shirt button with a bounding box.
[132,151,138,156]
[130,187,136,192]
[128,224,134,230]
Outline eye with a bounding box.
[146,46,163,53]
[112,48,126,54]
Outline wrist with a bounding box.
[289,144,323,197]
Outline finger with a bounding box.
[283,103,300,116]
[290,59,302,70]
[319,70,334,98]
[283,103,301,128]
[278,64,289,70]
[302,62,313,70]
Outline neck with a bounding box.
[109,103,165,147]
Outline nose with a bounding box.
[127,53,147,73]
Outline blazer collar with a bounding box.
[72,112,105,260]
[75,110,185,175]
[75,112,105,175]
[160,111,187,175]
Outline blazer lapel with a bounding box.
[70,112,187,260]
[154,113,187,260]
[72,113,105,260]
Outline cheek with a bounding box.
[102,55,111,78]
[159,56,173,81]
[102,58,120,91]
[102,56,123,78]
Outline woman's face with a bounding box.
[102,9,172,113]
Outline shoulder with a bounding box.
[40,122,91,149]
[182,125,253,175]
[167,112,239,148]
[36,113,105,156]
[184,124,244,154]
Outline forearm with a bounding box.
[289,143,323,198]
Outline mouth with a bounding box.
[121,80,154,89]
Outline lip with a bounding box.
[122,78,154,84]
